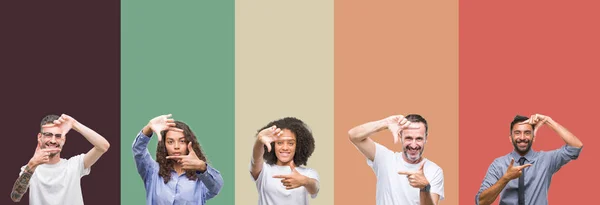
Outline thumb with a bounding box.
[419,161,426,171]
[290,161,298,173]
[188,142,196,155]
[509,158,515,168]
[393,131,399,144]
[265,142,272,152]
[36,140,41,151]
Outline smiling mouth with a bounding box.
[279,152,291,157]
[45,144,60,148]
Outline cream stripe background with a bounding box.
[235,1,334,205]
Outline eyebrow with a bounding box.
[166,136,186,141]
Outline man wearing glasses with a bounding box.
[10,114,110,205]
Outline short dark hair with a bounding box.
[40,115,59,127]
[404,114,428,136]
[258,117,315,166]
[510,115,532,134]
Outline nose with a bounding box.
[174,142,180,149]
[50,136,57,143]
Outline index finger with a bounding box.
[397,171,414,175]
[404,124,421,129]
[166,156,185,159]
[41,147,61,152]
[273,175,290,179]
[41,124,57,128]
[168,127,184,132]
[518,119,532,125]
[517,164,532,170]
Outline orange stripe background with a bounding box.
[334,1,459,204]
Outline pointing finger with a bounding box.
[273,175,290,179]
[517,164,532,170]
[398,171,414,176]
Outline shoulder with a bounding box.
[297,166,319,179]
[423,159,442,171]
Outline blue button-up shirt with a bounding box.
[133,131,224,205]
[476,145,582,205]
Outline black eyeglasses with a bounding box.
[41,132,62,139]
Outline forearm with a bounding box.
[420,191,436,205]
[199,165,224,198]
[303,178,319,195]
[74,122,110,152]
[348,119,387,143]
[251,138,265,179]
[10,168,33,202]
[478,177,509,205]
[546,118,583,148]
[142,124,153,137]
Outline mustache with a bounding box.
[405,145,422,150]
[515,139,530,143]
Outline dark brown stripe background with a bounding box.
[1,1,120,204]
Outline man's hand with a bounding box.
[273,161,308,190]
[28,142,61,170]
[385,115,421,144]
[42,114,77,136]
[398,161,430,189]
[166,142,207,172]
[148,114,182,141]
[257,125,284,152]
[503,158,532,180]
[519,113,550,136]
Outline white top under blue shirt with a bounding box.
[133,131,224,205]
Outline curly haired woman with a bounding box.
[250,117,319,205]
[133,114,223,205]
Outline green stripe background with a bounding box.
[120,1,234,204]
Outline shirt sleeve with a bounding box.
[475,159,503,205]
[548,144,582,173]
[132,131,158,181]
[303,168,320,199]
[429,165,445,201]
[198,164,224,201]
[367,142,394,173]
[77,154,91,177]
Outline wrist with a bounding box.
[26,161,37,173]
[197,163,207,173]
[142,124,153,136]
[301,175,309,187]
[499,175,511,184]
[378,119,391,130]
[71,120,82,132]
[420,183,431,192]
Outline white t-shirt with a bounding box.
[368,143,444,205]
[252,161,319,205]
[20,154,91,205]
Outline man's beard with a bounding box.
[403,144,424,162]
[512,138,533,155]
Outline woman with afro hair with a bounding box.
[250,117,319,205]
[132,114,223,205]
